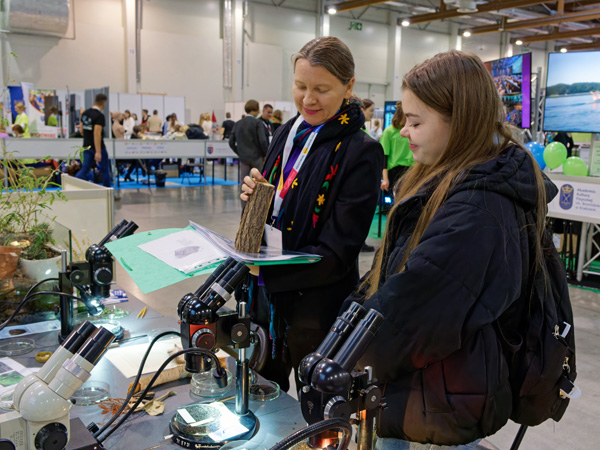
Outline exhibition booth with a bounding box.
[0,34,599,450]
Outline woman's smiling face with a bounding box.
[293,58,355,126]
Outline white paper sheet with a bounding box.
[104,337,182,378]
[104,337,230,379]
[138,229,226,274]
[0,320,60,340]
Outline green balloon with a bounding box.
[563,156,588,177]
[543,142,568,170]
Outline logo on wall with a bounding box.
[207,146,214,155]
[559,184,574,210]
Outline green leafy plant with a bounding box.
[0,153,66,260]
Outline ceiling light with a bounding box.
[401,19,410,27]
[327,7,337,14]
[463,30,472,37]
[515,39,523,46]
[560,47,567,53]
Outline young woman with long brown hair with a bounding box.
[349,50,556,449]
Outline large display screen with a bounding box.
[484,53,532,128]
[384,101,397,130]
[543,50,600,133]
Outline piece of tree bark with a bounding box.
[236,181,275,253]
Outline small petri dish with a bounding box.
[100,307,129,320]
[148,328,179,341]
[0,392,14,411]
[91,319,124,340]
[71,380,110,406]
[0,338,35,356]
[190,369,233,398]
[221,440,267,450]
[249,380,280,402]
[171,403,223,436]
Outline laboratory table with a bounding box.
[2,291,305,450]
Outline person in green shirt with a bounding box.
[47,105,59,127]
[380,101,413,192]
[14,102,31,138]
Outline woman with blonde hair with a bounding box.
[347,50,558,448]
[271,109,283,133]
[199,113,212,136]
[14,102,30,138]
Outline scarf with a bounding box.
[264,98,365,229]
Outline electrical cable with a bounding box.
[0,279,65,330]
[93,331,182,439]
[97,347,225,444]
[268,418,353,450]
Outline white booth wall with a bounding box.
[1,0,551,126]
[4,0,127,94]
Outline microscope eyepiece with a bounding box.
[194,257,237,297]
[202,262,249,312]
[60,321,98,354]
[316,302,366,358]
[225,262,250,291]
[333,309,384,371]
[298,302,366,385]
[75,327,116,366]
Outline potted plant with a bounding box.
[0,147,67,282]
[0,245,21,293]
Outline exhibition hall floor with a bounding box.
[114,181,599,450]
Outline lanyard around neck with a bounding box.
[272,115,324,219]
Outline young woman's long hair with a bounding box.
[362,50,548,297]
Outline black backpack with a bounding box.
[496,205,579,428]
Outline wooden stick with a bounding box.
[128,364,189,395]
[235,181,275,253]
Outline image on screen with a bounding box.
[484,53,532,128]
[384,101,397,130]
[543,51,600,133]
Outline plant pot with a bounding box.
[0,246,22,286]
[19,254,61,282]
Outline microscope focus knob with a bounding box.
[34,422,68,450]
[0,439,16,450]
[70,269,86,285]
[94,267,112,285]
[324,396,352,421]
[363,385,383,410]
[231,323,249,344]
[192,328,216,350]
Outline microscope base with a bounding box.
[170,405,257,449]
[66,418,105,450]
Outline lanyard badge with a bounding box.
[272,116,324,219]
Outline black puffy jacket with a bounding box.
[356,146,558,444]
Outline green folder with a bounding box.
[105,225,320,294]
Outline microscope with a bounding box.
[174,257,257,448]
[0,321,115,450]
[279,302,385,450]
[58,220,138,342]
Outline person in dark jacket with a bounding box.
[346,51,555,449]
[240,37,384,392]
[553,131,575,157]
[229,100,269,186]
